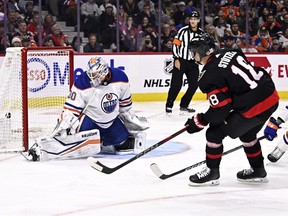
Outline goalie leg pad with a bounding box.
[114,131,147,155]
[35,129,101,161]
[133,131,147,154]
[279,132,288,152]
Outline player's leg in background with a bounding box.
[268,132,288,162]
[179,61,199,114]
[165,63,185,114]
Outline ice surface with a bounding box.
[1,101,288,216]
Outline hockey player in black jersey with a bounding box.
[185,34,279,186]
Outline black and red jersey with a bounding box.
[199,49,279,124]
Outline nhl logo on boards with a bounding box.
[164,59,173,75]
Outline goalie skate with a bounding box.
[28,144,41,161]
[237,167,268,183]
[99,131,146,155]
[189,167,220,186]
[103,131,146,155]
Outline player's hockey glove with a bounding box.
[264,117,281,141]
[185,113,208,134]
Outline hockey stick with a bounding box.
[150,135,267,180]
[87,126,188,174]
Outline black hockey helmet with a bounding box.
[190,33,215,58]
[189,10,200,18]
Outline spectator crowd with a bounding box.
[1,0,288,53]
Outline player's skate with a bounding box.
[189,167,220,186]
[237,167,268,183]
[180,106,195,115]
[268,147,285,163]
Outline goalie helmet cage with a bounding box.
[0,47,74,152]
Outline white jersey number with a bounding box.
[68,91,77,100]
[231,56,263,89]
[209,94,219,106]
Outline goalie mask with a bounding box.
[190,34,215,59]
[86,57,109,86]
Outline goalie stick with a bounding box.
[87,126,188,174]
[150,135,267,180]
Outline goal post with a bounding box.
[0,47,74,152]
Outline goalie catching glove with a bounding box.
[185,113,208,134]
[119,110,150,132]
[52,110,80,137]
[264,117,282,141]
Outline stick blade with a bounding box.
[87,157,115,174]
[87,157,104,172]
[150,163,166,179]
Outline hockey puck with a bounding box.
[5,112,11,119]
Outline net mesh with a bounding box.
[0,47,73,152]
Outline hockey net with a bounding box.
[0,47,74,152]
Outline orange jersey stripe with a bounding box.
[63,106,81,115]
[119,98,132,105]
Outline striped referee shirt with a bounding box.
[172,26,205,61]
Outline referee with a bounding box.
[166,10,204,115]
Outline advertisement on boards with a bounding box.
[0,53,287,100]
